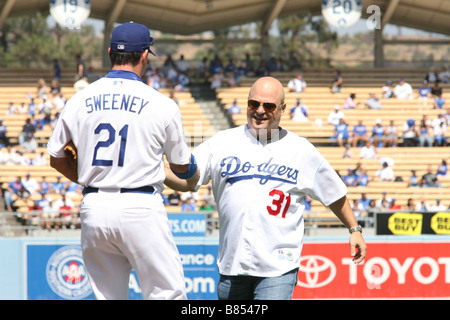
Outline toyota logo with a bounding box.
[297,255,336,288]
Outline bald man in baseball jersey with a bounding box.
[47,22,199,300]
[165,76,366,300]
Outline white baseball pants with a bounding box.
[80,189,187,300]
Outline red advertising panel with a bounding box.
[293,241,450,299]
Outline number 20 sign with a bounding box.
[322,0,362,28]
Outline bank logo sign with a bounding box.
[46,246,92,300]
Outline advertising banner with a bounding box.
[26,242,219,300]
[169,213,207,237]
[294,241,450,299]
[376,211,450,235]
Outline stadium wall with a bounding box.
[1,235,449,300]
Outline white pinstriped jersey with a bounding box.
[193,125,347,277]
[47,70,191,191]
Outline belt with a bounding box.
[82,186,155,195]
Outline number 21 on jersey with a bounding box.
[267,189,291,218]
[92,123,128,167]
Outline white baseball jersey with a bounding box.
[193,125,347,277]
[47,70,191,190]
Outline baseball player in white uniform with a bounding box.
[47,22,199,300]
[165,76,366,300]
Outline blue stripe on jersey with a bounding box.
[226,174,297,185]
[105,70,143,82]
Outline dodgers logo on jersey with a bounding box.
[220,156,298,185]
[46,245,92,300]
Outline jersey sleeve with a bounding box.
[310,157,347,206]
[47,107,73,158]
[163,110,191,165]
[192,139,212,191]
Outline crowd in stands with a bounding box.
[1,53,449,231]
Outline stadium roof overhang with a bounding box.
[0,0,449,36]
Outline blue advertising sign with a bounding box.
[168,213,207,237]
[26,242,219,300]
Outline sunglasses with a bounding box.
[247,99,278,111]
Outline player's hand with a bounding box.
[349,232,366,264]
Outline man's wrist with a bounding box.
[349,225,362,234]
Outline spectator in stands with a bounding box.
[330,70,343,93]
[176,54,191,74]
[17,102,27,114]
[355,169,370,187]
[181,197,196,212]
[402,119,417,147]
[388,199,402,211]
[358,193,371,211]
[203,185,216,210]
[41,196,59,230]
[415,198,430,212]
[433,92,446,110]
[53,58,61,82]
[37,78,49,100]
[438,66,450,83]
[341,168,358,187]
[228,99,241,114]
[54,192,74,229]
[425,68,439,84]
[371,119,386,148]
[405,198,416,212]
[332,118,349,147]
[417,119,433,147]
[65,181,82,196]
[50,79,61,96]
[289,98,309,122]
[38,98,53,115]
[168,190,181,207]
[7,101,17,115]
[343,93,358,109]
[351,120,369,148]
[28,98,36,117]
[350,199,364,224]
[365,199,377,226]
[210,69,225,89]
[365,92,381,109]
[51,175,65,194]
[342,144,352,159]
[20,132,38,153]
[328,105,345,126]
[0,119,9,147]
[374,161,394,182]
[376,192,392,210]
[75,54,87,81]
[382,81,394,98]
[74,76,89,92]
[437,159,447,176]
[433,119,447,147]
[394,78,413,99]
[22,173,40,196]
[287,73,307,93]
[4,176,30,211]
[38,176,51,195]
[430,81,442,97]
[385,120,399,147]
[52,92,66,112]
[421,165,441,188]
[417,80,431,101]
[407,170,420,187]
[431,199,447,211]
[359,140,377,159]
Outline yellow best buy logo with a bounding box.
[388,213,423,235]
[431,212,450,235]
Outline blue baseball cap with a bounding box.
[110,22,156,56]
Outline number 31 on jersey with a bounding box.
[267,189,291,219]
